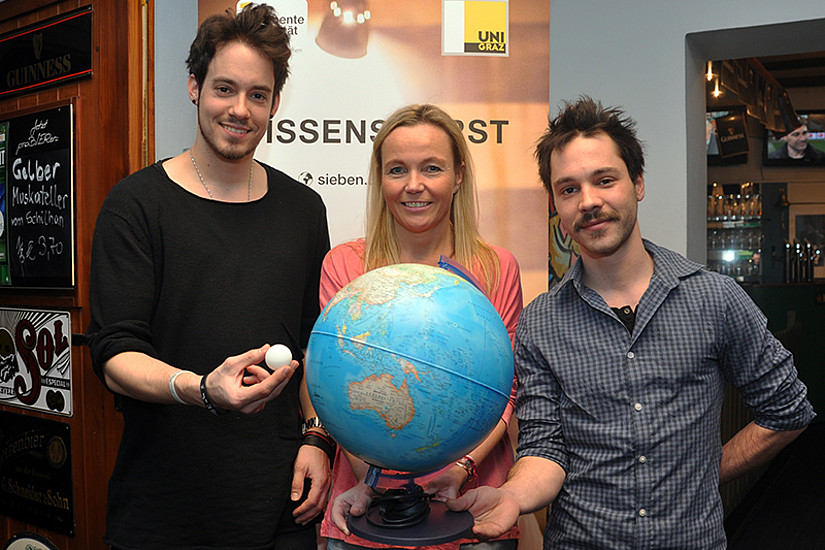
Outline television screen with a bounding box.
[764,111,825,166]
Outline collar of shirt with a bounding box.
[553,239,702,294]
[551,240,704,340]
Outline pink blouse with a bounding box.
[318,239,523,549]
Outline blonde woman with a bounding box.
[320,104,522,550]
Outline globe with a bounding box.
[306,263,514,475]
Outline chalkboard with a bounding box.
[2,105,74,287]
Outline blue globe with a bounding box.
[306,263,514,474]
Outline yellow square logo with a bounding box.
[443,0,508,56]
[463,1,507,54]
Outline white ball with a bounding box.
[265,344,293,369]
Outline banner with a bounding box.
[242,1,548,297]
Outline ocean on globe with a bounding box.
[306,263,514,474]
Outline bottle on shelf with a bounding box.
[706,182,764,284]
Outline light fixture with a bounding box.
[316,0,371,59]
[706,61,714,82]
[712,78,722,98]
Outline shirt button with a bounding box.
[639,509,647,517]
[627,351,635,359]
[639,455,647,463]
[634,402,643,411]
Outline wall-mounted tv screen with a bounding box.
[764,111,825,166]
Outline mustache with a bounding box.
[573,210,619,231]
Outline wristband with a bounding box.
[200,374,227,416]
[301,432,336,462]
[302,429,334,446]
[169,370,191,405]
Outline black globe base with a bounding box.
[348,500,474,545]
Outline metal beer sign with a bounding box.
[0,307,72,416]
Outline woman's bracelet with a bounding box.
[301,432,336,462]
[199,373,227,415]
[456,454,478,483]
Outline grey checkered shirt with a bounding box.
[515,240,815,550]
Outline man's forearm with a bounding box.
[720,421,806,485]
[104,351,187,403]
[500,455,566,514]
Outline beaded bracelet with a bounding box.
[301,432,336,462]
[199,374,227,416]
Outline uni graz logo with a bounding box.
[299,171,314,185]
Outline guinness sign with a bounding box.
[715,111,749,158]
[0,6,92,99]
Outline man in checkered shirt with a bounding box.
[448,96,815,549]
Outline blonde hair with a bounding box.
[364,104,500,295]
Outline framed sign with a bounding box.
[1,104,74,287]
[0,6,93,100]
[0,411,74,535]
[0,307,72,416]
[715,110,749,158]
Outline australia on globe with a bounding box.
[306,263,514,475]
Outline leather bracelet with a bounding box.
[199,374,227,416]
[301,433,335,461]
[303,429,333,446]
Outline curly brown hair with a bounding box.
[186,3,291,101]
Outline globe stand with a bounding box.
[347,466,474,545]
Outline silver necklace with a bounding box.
[189,149,253,201]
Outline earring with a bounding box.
[191,98,197,105]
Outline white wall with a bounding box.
[548,1,825,263]
[154,0,198,160]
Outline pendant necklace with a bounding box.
[189,149,252,201]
